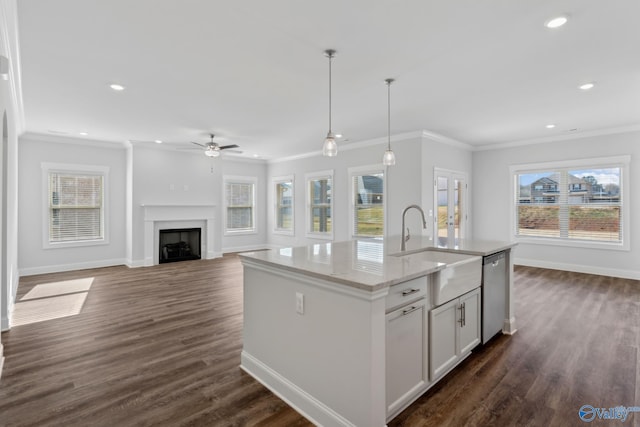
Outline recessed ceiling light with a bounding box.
[335,133,343,138]
[79,132,89,136]
[154,140,163,144]
[253,154,260,158]
[579,82,595,90]
[109,83,125,91]
[545,124,556,129]
[545,16,568,29]
[48,129,69,135]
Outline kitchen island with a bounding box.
[239,237,516,426]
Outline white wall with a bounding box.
[266,132,473,249]
[473,130,640,279]
[128,144,268,265]
[18,136,127,275]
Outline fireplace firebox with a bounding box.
[159,228,201,264]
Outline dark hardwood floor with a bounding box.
[0,257,638,426]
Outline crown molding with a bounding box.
[473,124,640,152]
[0,0,25,134]
[20,132,128,149]
[420,129,473,151]
[268,130,426,164]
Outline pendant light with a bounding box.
[322,49,338,157]
[382,78,396,166]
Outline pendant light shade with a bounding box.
[322,49,338,157]
[383,78,396,166]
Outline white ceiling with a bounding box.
[15,0,640,159]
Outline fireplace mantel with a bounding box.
[142,204,217,266]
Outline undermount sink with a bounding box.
[395,249,482,305]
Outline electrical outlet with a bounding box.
[183,184,189,191]
[296,292,304,315]
[169,184,175,191]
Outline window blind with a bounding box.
[49,173,104,242]
[226,182,254,230]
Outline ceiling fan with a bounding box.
[191,134,240,157]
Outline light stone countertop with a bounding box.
[385,235,517,257]
[239,237,516,292]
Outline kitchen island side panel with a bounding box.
[241,262,388,427]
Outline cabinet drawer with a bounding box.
[386,276,428,312]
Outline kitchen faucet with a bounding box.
[401,204,427,251]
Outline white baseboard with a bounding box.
[19,258,128,277]
[503,317,517,335]
[240,351,357,427]
[514,257,640,280]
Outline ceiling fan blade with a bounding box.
[191,141,206,148]
[219,144,239,150]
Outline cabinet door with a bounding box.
[386,299,427,415]
[429,298,458,381]
[459,288,481,356]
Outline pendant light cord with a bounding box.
[386,78,394,150]
[328,52,333,133]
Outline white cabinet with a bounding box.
[429,287,480,381]
[386,297,428,418]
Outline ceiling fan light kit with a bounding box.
[192,134,239,157]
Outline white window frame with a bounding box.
[41,162,110,249]
[223,175,257,236]
[273,175,294,236]
[509,155,630,251]
[306,169,334,240]
[348,165,385,239]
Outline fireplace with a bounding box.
[159,228,201,264]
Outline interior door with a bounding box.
[434,169,467,246]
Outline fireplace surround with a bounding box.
[142,204,217,266]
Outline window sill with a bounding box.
[44,238,108,250]
[306,232,334,240]
[273,229,295,236]
[516,236,629,251]
[224,229,258,237]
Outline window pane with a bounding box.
[353,173,383,237]
[569,206,620,241]
[311,207,331,232]
[276,181,293,231]
[517,205,560,237]
[309,177,332,234]
[49,172,103,242]
[225,180,255,231]
[515,165,623,244]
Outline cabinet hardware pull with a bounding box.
[458,305,464,327]
[492,261,499,267]
[462,302,466,327]
[402,306,420,316]
[402,288,420,296]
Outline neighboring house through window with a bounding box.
[42,163,109,248]
[306,170,333,239]
[224,176,256,234]
[511,156,629,250]
[349,166,384,238]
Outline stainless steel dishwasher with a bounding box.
[482,251,506,344]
